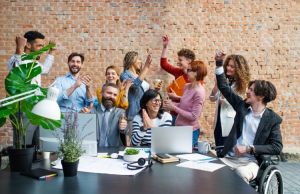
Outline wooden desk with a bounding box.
[0,148,257,194]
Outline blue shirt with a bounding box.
[120,70,149,120]
[54,72,94,112]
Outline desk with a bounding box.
[0,148,257,194]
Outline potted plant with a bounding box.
[56,111,86,177]
[123,148,141,162]
[0,43,61,172]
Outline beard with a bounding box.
[69,65,81,75]
[102,96,116,109]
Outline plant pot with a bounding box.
[61,159,79,177]
[8,146,34,172]
[123,154,141,162]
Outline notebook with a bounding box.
[21,168,58,180]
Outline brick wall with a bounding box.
[0,0,299,152]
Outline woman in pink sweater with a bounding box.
[164,60,207,147]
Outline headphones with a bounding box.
[126,152,153,170]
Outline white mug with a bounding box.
[42,152,51,159]
[198,141,211,154]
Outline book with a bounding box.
[166,75,186,96]
[20,168,58,180]
[153,154,180,164]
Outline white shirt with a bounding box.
[7,54,54,86]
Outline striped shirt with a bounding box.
[131,112,173,146]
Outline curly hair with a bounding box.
[177,49,195,61]
[223,55,250,95]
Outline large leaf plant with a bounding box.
[0,43,61,149]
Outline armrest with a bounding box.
[257,154,280,166]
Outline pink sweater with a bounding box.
[173,83,205,130]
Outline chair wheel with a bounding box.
[258,165,283,194]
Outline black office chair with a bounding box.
[249,155,283,194]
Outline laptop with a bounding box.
[39,113,97,156]
[151,126,193,154]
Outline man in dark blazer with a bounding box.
[214,52,283,183]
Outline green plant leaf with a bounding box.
[0,117,6,127]
[0,103,18,119]
[21,43,55,61]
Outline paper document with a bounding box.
[52,156,146,176]
[176,161,225,172]
[176,153,216,162]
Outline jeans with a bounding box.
[193,129,200,147]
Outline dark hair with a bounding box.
[102,83,120,93]
[24,31,45,42]
[190,60,207,82]
[140,89,164,119]
[177,49,195,61]
[248,80,277,104]
[68,52,85,63]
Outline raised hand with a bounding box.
[49,40,57,54]
[163,99,174,111]
[119,113,128,132]
[15,36,27,54]
[142,109,153,129]
[81,74,92,88]
[162,35,169,48]
[167,88,179,100]
[215,49,226,61]
[144,54,152,68]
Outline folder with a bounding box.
[21,168,58,180]
[166,75,186,96]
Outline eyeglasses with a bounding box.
[151,99,162,104]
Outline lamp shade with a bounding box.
[31,86,61,120]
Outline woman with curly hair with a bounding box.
[210,54,250,151]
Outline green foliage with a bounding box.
[125,148,139,155]
[0,43,61,149]
[56,111,91,163]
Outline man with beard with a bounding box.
[7,31,55,86]
[83,83,128,147]
[54,52,94,112]
[7,31,56,146]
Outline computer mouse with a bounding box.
[110,153,118,159]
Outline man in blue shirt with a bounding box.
[54,52,94,112]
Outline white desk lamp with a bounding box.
[0,86,61,120]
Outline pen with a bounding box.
[39,174,57,180]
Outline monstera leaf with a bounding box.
[5,62,42,95]
[0,43,61,148]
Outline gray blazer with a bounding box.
[92,105,127,147]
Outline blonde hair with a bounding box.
[123,51,138,71]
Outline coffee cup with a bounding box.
[198,141,211,154]
[42,152,51,160]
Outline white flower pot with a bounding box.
[123,154,141,162]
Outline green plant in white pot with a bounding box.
[123,148,141,162]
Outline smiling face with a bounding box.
[26,38,45,52]
[225,59,236,78]
[68,56,83,75]
[245,83,263,105]
[102,86,119,109]
[146,95,162,114]
[177,56,191,74]
[132,56,142,72]
[106,68,119,84]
